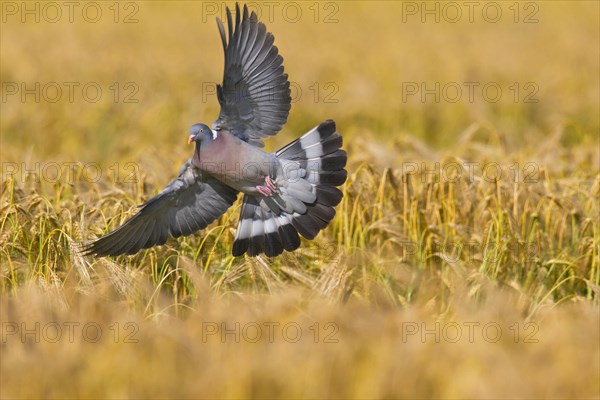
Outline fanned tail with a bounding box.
[232,120,346,257]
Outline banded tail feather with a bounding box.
[232,120,347,257]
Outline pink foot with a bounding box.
[265,175,277,192]
[256,176,278,197]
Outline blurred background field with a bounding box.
[1,1,599,399]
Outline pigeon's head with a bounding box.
[188,123,217,145]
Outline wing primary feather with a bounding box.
[235,3,241,35]
[226,6,233,41]
[128,219,156,254]
[217,18,227,51]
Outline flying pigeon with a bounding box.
[83,3,347,257]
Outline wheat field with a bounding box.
[1,1,599,399]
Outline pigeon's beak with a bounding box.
[187,134,196,145]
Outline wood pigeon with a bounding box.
[83,3,347,257]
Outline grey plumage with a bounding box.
[83,3,346,258]
[84,160,238,256]
[214,3,291,147]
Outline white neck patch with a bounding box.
[211,129,218,140]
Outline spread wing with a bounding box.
[82,160,239,256]
[213,3,291,147]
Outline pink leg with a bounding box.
[256,175,278,197]
[265,175,277,192]
[256,185,272,196]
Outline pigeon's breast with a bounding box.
[195,132,277,193]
